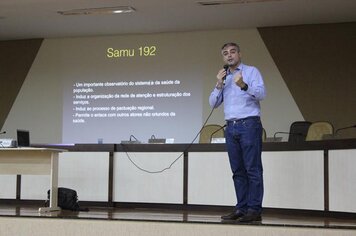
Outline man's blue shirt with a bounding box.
[209,63,266,120]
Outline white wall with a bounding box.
[188,151,324,210]
[113,152,183,203]
[329,149,356,213]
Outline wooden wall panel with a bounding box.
[258,23,356,138]
[0,39,43,130]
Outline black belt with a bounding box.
[226,116,260,125]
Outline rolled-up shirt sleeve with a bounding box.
[209,88,223,108]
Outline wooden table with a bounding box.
[0,148,66,212]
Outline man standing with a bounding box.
[209,42,266,222]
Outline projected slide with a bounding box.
[62,35,205,143]
[72,79,189,122]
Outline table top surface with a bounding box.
[0,147,67,152]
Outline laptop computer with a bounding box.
[17,129,30,147]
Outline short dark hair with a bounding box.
[221,42,240,52]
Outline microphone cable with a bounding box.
[122,86,225,174]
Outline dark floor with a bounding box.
[1,205,356,230]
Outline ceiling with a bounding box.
[0,0,355,40]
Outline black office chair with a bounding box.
[288,121,312,143]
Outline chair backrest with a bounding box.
[305,121,334,141]
[288,121,312,143]
[199,124,225,143]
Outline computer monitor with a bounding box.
[17,129,30,147]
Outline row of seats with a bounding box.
[282,121,334,142]
[199,121,334,143]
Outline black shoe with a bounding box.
[221,210,245,220]
[238,212,262,223]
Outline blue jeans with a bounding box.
[225,116,263,214]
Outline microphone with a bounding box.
[335,124,356,134]
[0,131,6,135]
[210,125,226,143]
[121,135,141,144]
[273,131,304,141]
[129,135,139,142]
[222,65,229,85]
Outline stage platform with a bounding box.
[1,205,356,236]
